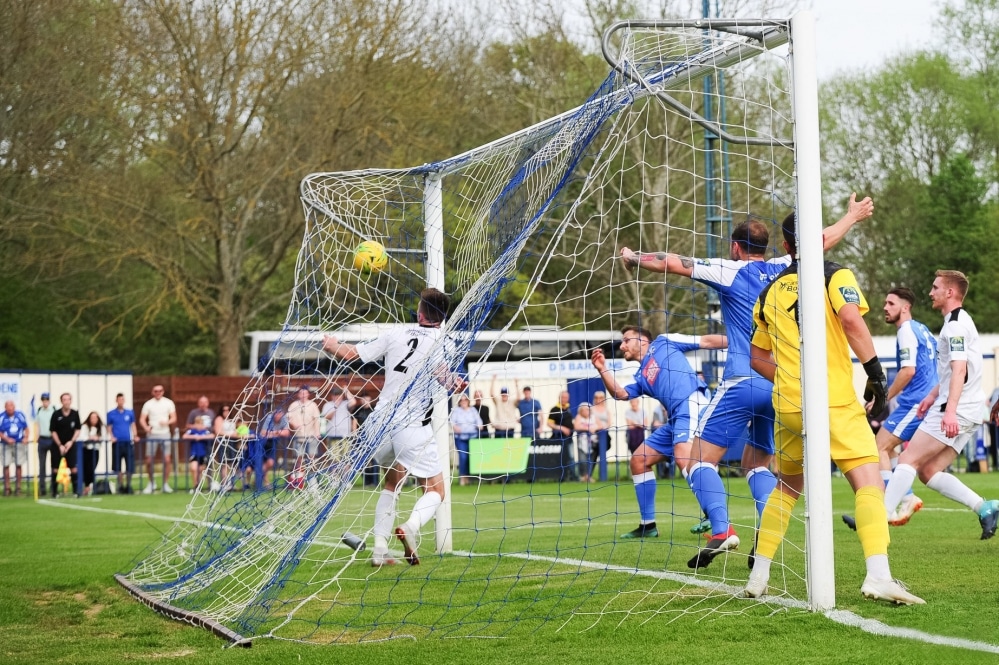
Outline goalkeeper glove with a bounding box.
[862,357,888,416]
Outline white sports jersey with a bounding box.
[356,324,449,426]
[934,307,985,413]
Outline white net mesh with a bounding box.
[123,19,812,644]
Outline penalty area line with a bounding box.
[463,549,999,655]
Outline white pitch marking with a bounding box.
[454,550,999,654]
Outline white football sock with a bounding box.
[865,553,891,582]
[883,464,916,514]
[374,488,398,549]
[926,472,983,511]
[406,490,443,532]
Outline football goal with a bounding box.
[118,12,836,646]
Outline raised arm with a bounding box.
[322,335,360,362]
[590,348,630,401]
[821,193,874,251]
[619,247,695,277]
[698,334,728,350]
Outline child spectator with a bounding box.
[183,415,214,493]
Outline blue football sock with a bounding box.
[689,463,728,535]
[633,472,657,523]
[747,467,778,524]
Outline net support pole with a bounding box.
[424,171,454,554]
[791,10,836,611]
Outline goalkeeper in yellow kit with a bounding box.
[744,212,924,605]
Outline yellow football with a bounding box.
[353,240,388,274]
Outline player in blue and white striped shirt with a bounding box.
[877,287,937,525]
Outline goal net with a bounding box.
[120,15,829,645]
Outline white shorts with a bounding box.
[292,436,322,457]
[916,406,979,452]
[374,424,441,479]
[2,443,27,467]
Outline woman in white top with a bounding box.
[590,391,613,482]
[624,398,647,454]
[79,411,104,495]
[450,395,482,486]
[211,405,238,491]
[573,403,597,482]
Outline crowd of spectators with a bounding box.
[7,370,997,497]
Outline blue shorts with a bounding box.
[112,442,134,474]
[241,439,275,470]
[694,376,775,454]
[643,393,699,457]
[883,403,922,441]
[189,441,208,459]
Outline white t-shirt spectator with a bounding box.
[323,399,354,438]
[142,397,176,439]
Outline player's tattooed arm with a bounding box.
[619,248,695,277]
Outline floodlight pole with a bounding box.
[424,171,454,554]
[791,10,836,611]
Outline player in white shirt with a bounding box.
[882,270,999,540]
[323,288,467,566]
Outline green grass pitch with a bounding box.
[1,472,997,664]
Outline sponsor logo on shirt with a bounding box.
[697,258,711,266]
[899,348,911,361]
[643,358,660,385]
[951,336,965,352]
[839,286,861,304]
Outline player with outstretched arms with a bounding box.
[619,194,873,569]
[882,271,999,540]
[323,288,467,566]
[590,327,726,542]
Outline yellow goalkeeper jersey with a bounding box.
[751,260,868,413]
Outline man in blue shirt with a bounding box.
[0,400,30,496]
[842,287,939,532]
[621,220,784,565]
[516,385,542,441]
[591,326,726,541]
[107,393,139,494]
[877,287,938,525]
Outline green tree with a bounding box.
[820,0,999,332]
[909,155,999,328]
[3,0,488,374]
